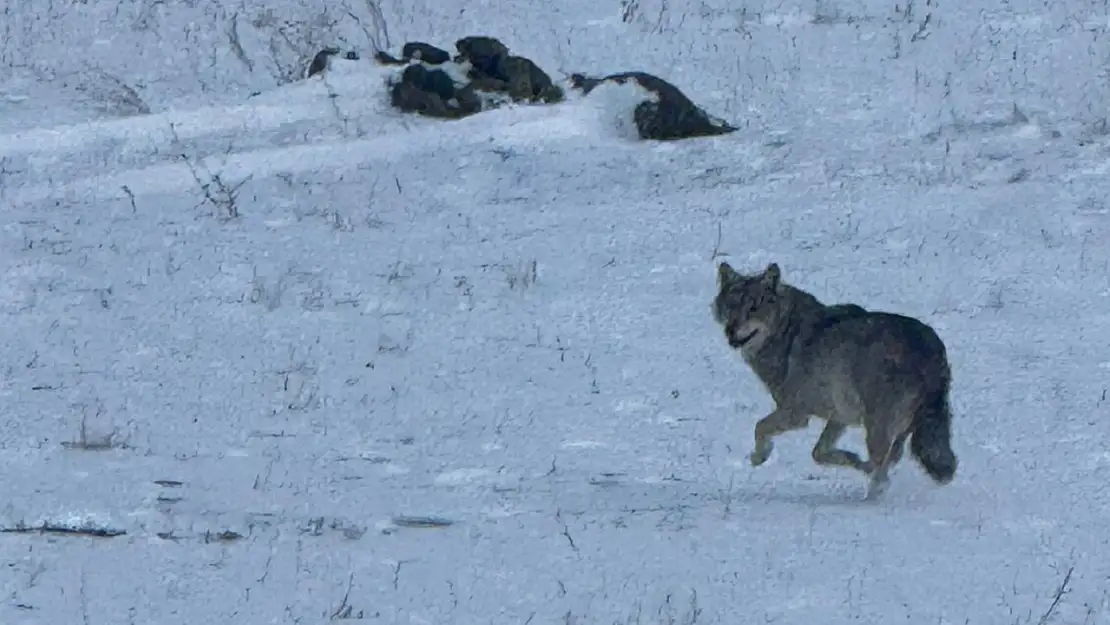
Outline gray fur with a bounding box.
[712,261,957,500]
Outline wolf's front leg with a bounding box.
[750,408,809,466]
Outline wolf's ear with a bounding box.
[718,262,741,288]
[760,263,781,291]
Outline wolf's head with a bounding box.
[712,262,788,353]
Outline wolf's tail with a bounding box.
[910,374,957,484]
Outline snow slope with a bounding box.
[3,2,1110,624]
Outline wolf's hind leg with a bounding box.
[863,423,906,500]
[750,408,809,466]
[811,421,869,474]
[887,432,908,466]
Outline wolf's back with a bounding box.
[872,312,957,483]
[814,310,958,483]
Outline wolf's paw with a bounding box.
[749,444,772,466]
[864,476,889,501]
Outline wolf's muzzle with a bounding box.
[726,322,758,349]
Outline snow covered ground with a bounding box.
[2,0,1109,623]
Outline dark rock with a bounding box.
[389,80,450,117]
[402,42,451,65]
[307,48,360,78]
[454,36,562,104]
[306,47,342,78]
[453,36,510,77]
[568,73,604,93]
[384,35,565,119]
[375,50,407,66]
[376,42,452,66]
[569,71,737,140]
[389,64,480,119]
[497,56,564,103]
[400,64,456,102]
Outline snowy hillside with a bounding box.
[2,1,1110,624]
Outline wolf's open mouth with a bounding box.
[726,324,758,348]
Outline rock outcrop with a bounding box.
[388,63,482,120]
[374,42,452,66]
[305,47,360,79]
[453,36,564,105]
[305,39,738,142]
[374,36,563,119]
[569,71,737,141]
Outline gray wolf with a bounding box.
[711,262,957,500]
